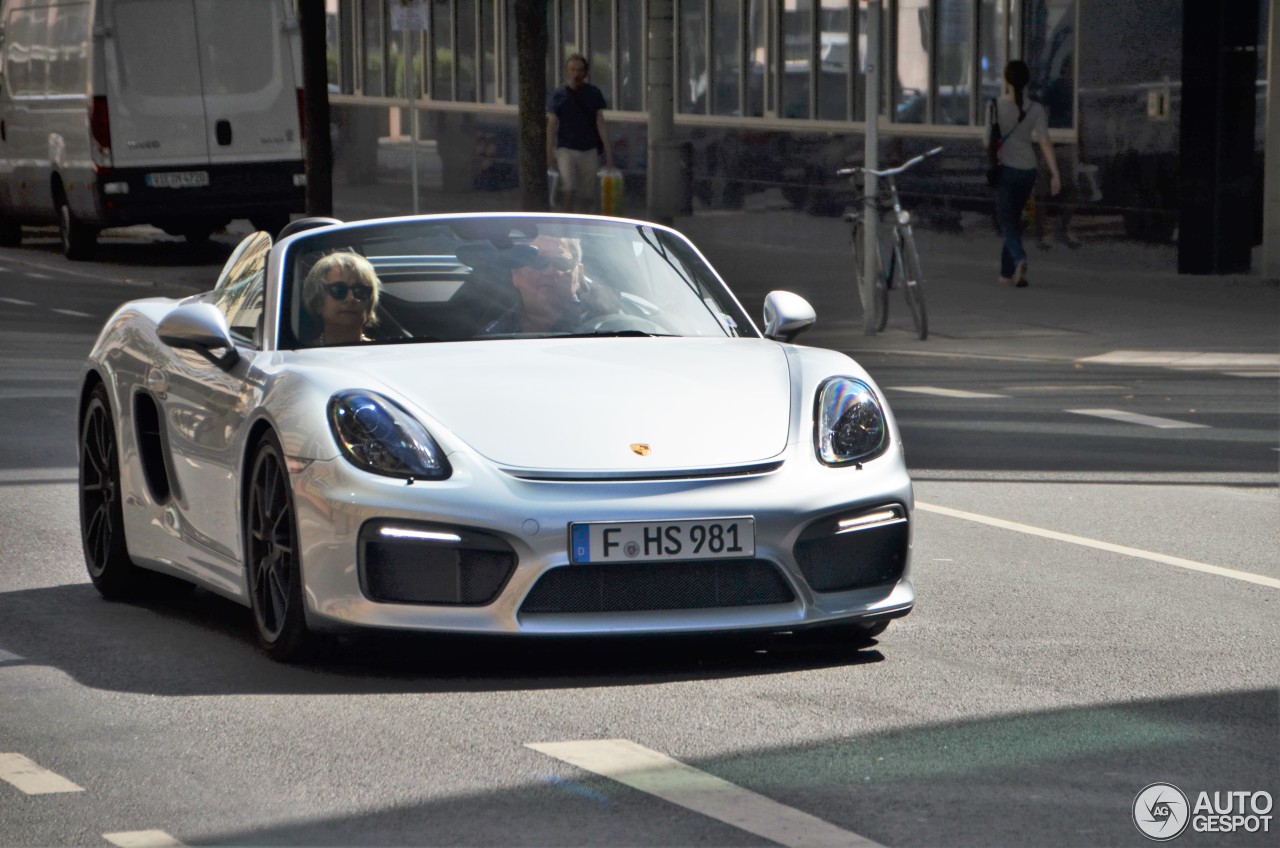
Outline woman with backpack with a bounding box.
[985,60,1062,287]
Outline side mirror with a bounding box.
[157,302,240,369]
[762,291,816,343]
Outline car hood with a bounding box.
[345,338,792,473]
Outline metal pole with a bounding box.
[862,0,880,333]
[405,29,419,213]
[1264,0,1280,279]
[646,0,678,224]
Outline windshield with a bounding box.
[279,216,755,348]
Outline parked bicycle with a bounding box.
[839,146,943,340]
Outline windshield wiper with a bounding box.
[558,329,672,338]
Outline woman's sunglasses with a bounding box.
[325,282,373,302]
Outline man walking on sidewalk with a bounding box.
[547,54,614,213]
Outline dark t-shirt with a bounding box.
[549,83,607,152]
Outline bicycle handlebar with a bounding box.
[837,145,943,179]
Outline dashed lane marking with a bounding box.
[916,502,1280,589]
[51,308,94,318]
[1067,408,1209,429]
[0,297,35,306]
[1078,350,1280,377]
[527,739,883,848]
[887,386,1008,399]
[0,753,84,794]
[103,831,185,847]
[25,271,51,279]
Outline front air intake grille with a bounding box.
[359,522,516,605]
[520,559,794,615]
[793,506,909,593]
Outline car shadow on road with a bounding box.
[0,582,884,696]
[15,230,237,268]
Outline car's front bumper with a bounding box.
[291,444,914,636]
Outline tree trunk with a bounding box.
[514,0,549,211]
[298,0,333,217]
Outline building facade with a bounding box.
[323,1,1269,257]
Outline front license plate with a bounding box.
[569,517,755,564]
[145,170,210,188]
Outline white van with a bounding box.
[0,0,305,259]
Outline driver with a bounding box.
[483,235,614,334]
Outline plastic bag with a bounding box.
[547,170,559,205]
[598,167,623,215]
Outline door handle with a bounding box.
[215,119,232,146]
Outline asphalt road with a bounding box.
[0,231,1276,847]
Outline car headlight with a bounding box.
[815,377,889,466]
[328,391,451,480]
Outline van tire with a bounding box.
[0,219,20,247]
[182,226,214,244]
[59,200,97,261]
[251,213,291,238]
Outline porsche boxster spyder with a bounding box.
[78,213,913,661]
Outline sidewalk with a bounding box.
[329,177,1280,376]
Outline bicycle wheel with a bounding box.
[899,227,929,340]
[851,218,889,332]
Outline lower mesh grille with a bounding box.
[520,559,794,614]
[793,507,909,593]
[360,522,515,605]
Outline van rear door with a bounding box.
[103,0,301,171]
[104,0,210,168]
[194,0,303,166]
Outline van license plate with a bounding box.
[146,171,209,188]
[569,517,755,564]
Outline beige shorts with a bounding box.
[555,147,599,198]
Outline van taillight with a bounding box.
[90,96,111,155]
[296,88,306,140]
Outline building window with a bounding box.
[781,0,814,119]
[1025,0,1074,128]
[617,0,645,111]
[679,0,707,113]
[432,0,454,100]
[711,0,743,116]
[894,0,930,124]
[589,0,615,105]
[361,0,385,96]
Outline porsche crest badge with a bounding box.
[629,443,651,456]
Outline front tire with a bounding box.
[59,198,97,261]
[0,217,21,247]
[79,383,140,598]
[245,432,322,662]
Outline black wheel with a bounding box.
[59,198,97,260]
[0,217,21,247]
[245,432,322,662]
[79,383,140,598]
[852,219,888,333]
[182,226,214,244]
[900,229,928,340]
[250,213,292,238]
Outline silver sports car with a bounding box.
[79,213,913,661]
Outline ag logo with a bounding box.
[1133,783,1190,841]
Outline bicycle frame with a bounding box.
[840,146,940,339]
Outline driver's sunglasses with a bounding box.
[325,282,373,302]
[525,254,577,274]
